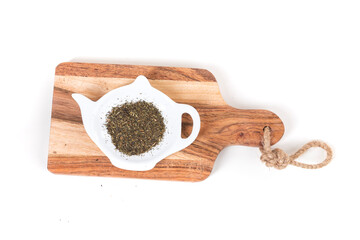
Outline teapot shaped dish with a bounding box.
[72,75,201,171]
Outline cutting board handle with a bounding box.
[193,106,284,148]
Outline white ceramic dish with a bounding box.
[72,75,201,171]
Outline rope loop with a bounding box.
[260,127,332,169]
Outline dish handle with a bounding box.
[176,104,201,151]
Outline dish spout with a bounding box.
[72,93,96,134]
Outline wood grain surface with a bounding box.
[48,62,284,181]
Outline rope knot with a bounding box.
[260,126,332,170]
[260,148,290,169]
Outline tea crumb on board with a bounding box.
[105,101,165,156]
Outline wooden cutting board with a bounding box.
[48,62,284,181]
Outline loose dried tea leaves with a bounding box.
[105,101,165,156]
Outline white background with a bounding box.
[1,1,359,239]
